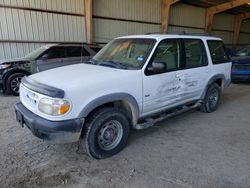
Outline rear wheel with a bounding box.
[6,73,26,96]
[200,83,221,113]
[81,107,130,159]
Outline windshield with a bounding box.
[236,46,250,57]
[24,45,53,59]
[92,38,156,69]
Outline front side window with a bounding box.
[46,47,66,59]
[146,39,181,75]
[92,38,156,69]
[207,40,230,64]
[184,39,208,68]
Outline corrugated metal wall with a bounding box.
[93,0,161,43]
[0,0,249,60]
[93,0,249,47]
[168,3,205,33]
[0,0,86,60]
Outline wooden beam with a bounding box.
[205,0,250,33]
[233,12,250,48]
[161,0,180,33]
[85,0,93,44]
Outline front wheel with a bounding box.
[81,108,130,159]
[6,73,26,96]
[200,83,221,113]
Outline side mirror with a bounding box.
[40,54,48,60]
[147,61,166,74]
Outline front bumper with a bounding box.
[14,102,84,143]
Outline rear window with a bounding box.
[207,40,230,64]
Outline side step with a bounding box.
[134,102,201,130]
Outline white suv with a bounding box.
[15,34,231,159]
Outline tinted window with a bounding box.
[184,39,208,68]
[207,40,230,64]
[66,47,90,57]
[147,39,181,74]
[90,47,102,53]
[47,47,65,59]
[236,46,250,57]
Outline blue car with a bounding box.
[231,46,250,82]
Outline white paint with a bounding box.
[20,34,232,122]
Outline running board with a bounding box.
[134,102,201,130]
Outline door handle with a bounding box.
[176,74,182,78]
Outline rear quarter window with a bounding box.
[207,40,230,64]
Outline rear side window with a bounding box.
[66,47,90,57]
[183,39,208,68]
[207,40,230,64]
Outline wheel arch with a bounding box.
[201,74,225,99]
[79,93,140,126]
[3,68,31,90]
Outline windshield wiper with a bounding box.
[97,61,128,69]
[84,58,98,65]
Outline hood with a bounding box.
[29,63,139,92]
[0,58,31,65]
[231,56,250,64]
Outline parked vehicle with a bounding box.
[15,34,231,159]
[231,45,250,82]
[0,43,101,95]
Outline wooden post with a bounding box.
[161,0,180,33]
[232,12,250,49]
[85,0,93,44]
[233,15,243,49]
[205,0,250,33]
[205,9,214,34]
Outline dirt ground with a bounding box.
[1,84,250,188]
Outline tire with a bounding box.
[6,73,26,96]
[81,107,130,159]
[200,83,221,113]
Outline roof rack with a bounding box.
[146,31,212,36]
[178,31,211,36]
[56,42,101,46]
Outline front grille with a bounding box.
[20,84,39,110]
[232,64,250,71]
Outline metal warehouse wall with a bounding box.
[93,0,249,47]
[0,0,249,60]
[93,0,162,43]
[0,0,86,60]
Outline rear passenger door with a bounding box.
[181,39,209,101]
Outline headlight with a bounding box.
[0,64,11,70]
[38,98,71,116]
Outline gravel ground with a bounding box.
[0,84,250,188]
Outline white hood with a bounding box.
[29,63,141,94]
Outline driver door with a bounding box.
[142,39,185,115]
